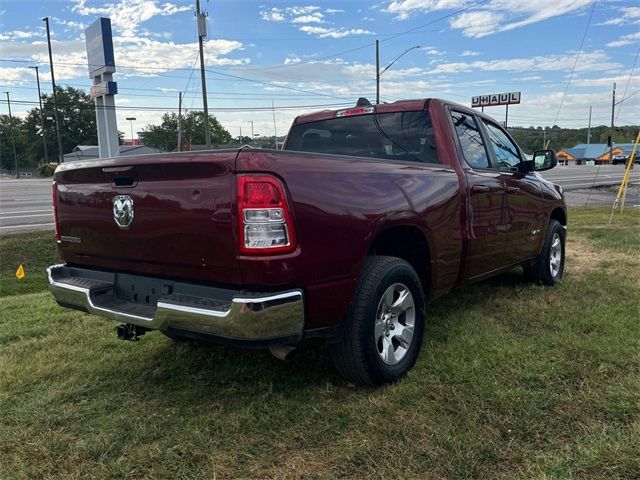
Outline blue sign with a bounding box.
[85,18,116,78]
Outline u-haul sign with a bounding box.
[472,92,521,108]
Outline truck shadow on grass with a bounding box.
[108,269,535,397]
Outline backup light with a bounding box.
[237,175,296,254]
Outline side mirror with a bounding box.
[530,149,557,172]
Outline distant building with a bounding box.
[556,143,636,165]
[62,144,159,162]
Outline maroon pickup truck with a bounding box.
[48,98,566,386]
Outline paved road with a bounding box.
[1,165,638,235]
[1,178,54,235]
[540,165,640,190]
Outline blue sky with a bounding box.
[0,0,638,140]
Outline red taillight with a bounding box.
[237,175,296,254]
[52,181,60,240]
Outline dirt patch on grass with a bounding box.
[566,235,610,275]
[567,234,639,279]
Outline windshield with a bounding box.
[285,110,438,164]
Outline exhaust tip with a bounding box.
[269,345,296,361]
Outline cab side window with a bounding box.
[451,111,490,169]
[483,122,521,171]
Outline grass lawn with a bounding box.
[0,207,638,479]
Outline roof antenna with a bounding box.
[356,97,372,106]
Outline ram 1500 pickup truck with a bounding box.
[48,98,566,386]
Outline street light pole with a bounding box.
[125,117,136,144]
[29,66,49,163]
[4,92,19,178]
[377,44,421,104]
[42,17,64,164]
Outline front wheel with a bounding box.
[330,256,426,386]
[524,219,565,285]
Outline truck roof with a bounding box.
[292,98,433,125]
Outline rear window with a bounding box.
[285,110,438,164]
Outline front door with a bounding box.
[480,120,545,264]
[450,110,509,279]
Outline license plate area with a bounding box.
[115,273,174,306]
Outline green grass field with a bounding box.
[1,207,638,479]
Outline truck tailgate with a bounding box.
[54,152,241,285]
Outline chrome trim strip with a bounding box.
[156,301,230,318]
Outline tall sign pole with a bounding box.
[85,18,119,158]
[43,17,64,163]
[587,106,592,144]
[28,66,49,163]
[196,0,211,148]
[4,92,18,178]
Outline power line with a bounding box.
[552,0,597,127]
[615,48,639,122]
[0,98,353,112]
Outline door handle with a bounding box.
[506,186,520,194]
[471,185,490,194]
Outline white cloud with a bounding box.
[0,36,247,81]
[284,57,302,65]
[260,8,286,22]
[382,0,594,37]
[71,0,191,37]
[291,14,324,24]
[0,67,36,85]
[460,50,480,57]
[599,7,640,26]
[260,5,324,23]
[384,0,464,20]
[428,50,620,75]
[606,32,640,48]
[299,26,375,39]
[326,8,345,14]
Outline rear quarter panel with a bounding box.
[236,150,462,329]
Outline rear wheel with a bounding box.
[524,219,565,285]
[331,256,426,386]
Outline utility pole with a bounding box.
[43,17,64,163]
[608,83,616,165]
[195,0,211,148]
[4,92,18,178]
[587,105,592,144]
[543,129,546,151]
[177,92,182,151]
[239,126,242,143]
[29,66,49,163]
[125,117,136,144]
[505,104,509,129]
[375,40,380,105]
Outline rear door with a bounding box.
[55,151,242,285]
[450,110,509,279]
[479,120,545,263]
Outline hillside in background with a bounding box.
[509,125,639,154]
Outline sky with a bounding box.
[0,0,638,142]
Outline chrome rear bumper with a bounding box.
[47,264,304,342]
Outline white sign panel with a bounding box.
[472,92,521,108]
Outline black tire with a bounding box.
[524,219,565,286]
[330,256,426,387]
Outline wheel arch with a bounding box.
[367,225,431,295]
[550,207,567,227]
